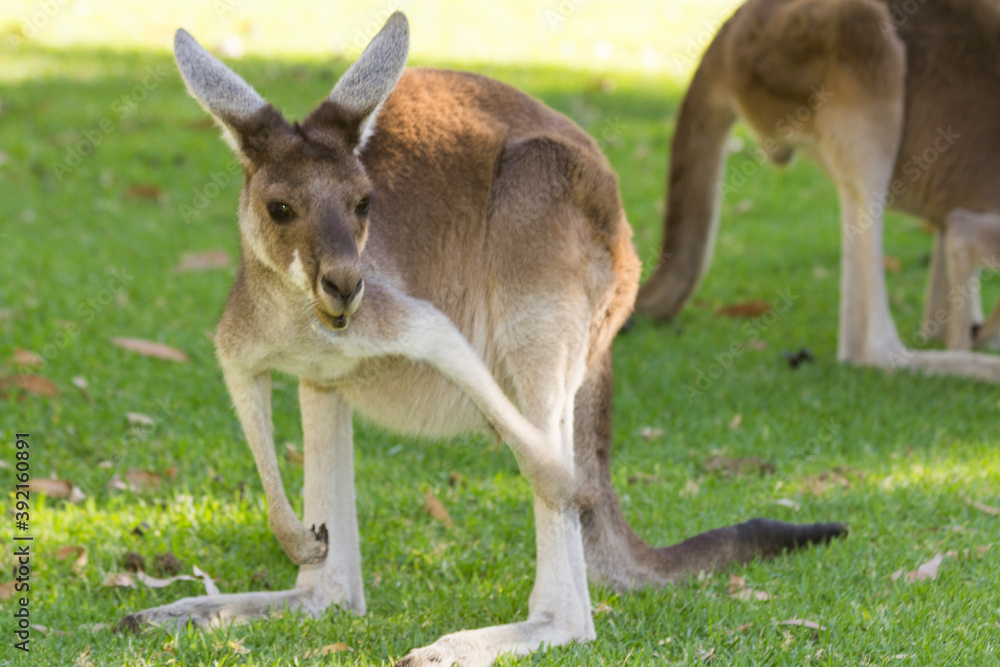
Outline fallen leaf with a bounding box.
[228,639,250,655]
[731,588,774,602]
[705,456,775,477]
[892,553,943,583]
[125,469,162,492]
[110,337,189,362]
[728,414,742,430]
[72,376,92,401]
[594,601,614,615]
[424,491,454,528]
[123,552,145,573]
[884,255,902,272]
[639,426,663,441]
[126,412,155,427]
[174,249,231,273]
[0,581,16,601]
[777,619,826,630]
[802,467,864,496]
[28,478,85,502]
[102,572,135,588]
[966,497,1000,517]
[125,183,164,202]
[717,300,771,318]
[0,374,59,398]
[727,623,754,635]
[56,545,88,571]
[154,552,183,576]
[8,349,44,368]
[321,643,352,655]
[627,472,658,485]
[285,442,304,465]
[774,498,800,511]
[728,574,746,594]
[781,348,815,369]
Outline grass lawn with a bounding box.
[1,2,999,665]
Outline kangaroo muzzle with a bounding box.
[316,273,364,330]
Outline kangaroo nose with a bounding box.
[321,273,358,301]
[320,273,364,316]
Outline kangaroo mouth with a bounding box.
[314,306,349,331]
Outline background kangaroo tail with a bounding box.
[573,352,847,590]
[634,28,738,321]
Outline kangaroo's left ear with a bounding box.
[327,11,410,150]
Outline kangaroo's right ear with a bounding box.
[174,28,289,165]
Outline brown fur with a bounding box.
[133,17,846,664]
[637,0,1000,374]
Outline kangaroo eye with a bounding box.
[355,197,370,217]
[266,202,295,222]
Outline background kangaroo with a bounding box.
[126,13,845,665]
[636,0,1000,380]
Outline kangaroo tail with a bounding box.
[634,26,739,321]
[574,352,847,589]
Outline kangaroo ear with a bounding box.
[174,28,288,164]
[328,11,409,149]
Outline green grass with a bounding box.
[2,9,1000,667]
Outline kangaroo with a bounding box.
[124,13,846,665]
[635,0,1000,381]
[944,209,1000,350]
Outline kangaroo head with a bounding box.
[173,13,409,330]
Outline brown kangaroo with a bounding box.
[125,13,845,665]
[636,0,1000,380]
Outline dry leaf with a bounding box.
[125,469,162,492]
[110,337,189,362]
[802,467,864,496]
[966,497,1000,516]
[728,414,742,430]
[639,426,663,441]
[728,574,746,594]
[56,545,89,571]
[717,300,771,318]
[28,478,85,502]
[174,249,231,273]
[285,442,304,465]
[125,183,164,202]
[892,553,943,583]
[774,498,800,511]
[731,588,774,602]
[72,376,92,401]
[727,623,754,635]
[884,255,902,272]
[0,374,59,398]
[102,572,135,588]
[0,581,16,601]
[126,412,155,427]
[228,639,250,655]
[8,349,44,367]
[777,619,826,630]
[594,601,614,615]
[424,491,454,528]
[705,456,775,477]
[321,643,352,655]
